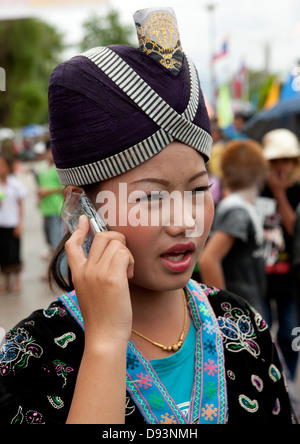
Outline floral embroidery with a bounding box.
[24,320,34,327]
[126,353,139,370]
[136,372,152,389]
[269,364,281,382]
[160,412,177,424]
[254,311,268,332]
[58,281,229,424]
[204,359,218,376]
[43,305,67,319]
[160,53,180,71]
[218,303,260,357]
[251,375,264,392]
[201,404,218,421]
[227,370,235,380]
[11,406,45,424]
[47,395,64,409]
[204,382,217,399]
[191,288,205,302]
[54,332,76,349]
[238,395,259,413]
[53,359,74,387]
[272,398,280,415]
[199,284,219,296]
[203,339,216,355]
[125,397,136,416]
[202,320,215,335]
[0,327,43,376]
[149,393,165,410]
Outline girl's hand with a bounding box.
[65,215,134,347]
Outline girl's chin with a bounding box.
[129,269,194,293]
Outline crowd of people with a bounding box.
[0,136,65,288]
[197,119,300,382]
[195,121,300,385]
[0,6,299,424]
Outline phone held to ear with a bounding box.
[62,190,107,256]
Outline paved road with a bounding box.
[0,162,299,417]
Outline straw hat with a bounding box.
[262,129,300,160]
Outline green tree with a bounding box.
[0,18,64,127]
[80,9,134,51]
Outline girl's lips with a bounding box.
[161,242,195,256]
[160,243,195,273]
[160,251,193,273]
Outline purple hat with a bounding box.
[49,7,212,186]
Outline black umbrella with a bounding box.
[242,96,300,142]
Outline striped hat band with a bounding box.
[53,46,212,186]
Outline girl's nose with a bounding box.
[163,191,204,238]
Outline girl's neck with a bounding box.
[129,285,191,360]
[129,285,186,336]
[130,286,181,321]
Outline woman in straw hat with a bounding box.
[258,128,300,381]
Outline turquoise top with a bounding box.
[150,321,197,418]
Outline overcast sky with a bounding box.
[1,0,300,98]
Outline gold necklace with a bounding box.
[132,289,188,353]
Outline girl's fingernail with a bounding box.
[78,214,87,226]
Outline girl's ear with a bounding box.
[63,185,84,200]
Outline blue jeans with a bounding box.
[43,215,64,250]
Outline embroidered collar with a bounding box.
[58,280,227,424]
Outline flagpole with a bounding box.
[243,65,249,102]
[206,3,217,111]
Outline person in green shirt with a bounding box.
[36,141,64,256]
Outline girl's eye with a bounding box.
[192,184,213,193]
[128,190,165,204]
[146,192,164,201]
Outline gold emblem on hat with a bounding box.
[135,9,183,74]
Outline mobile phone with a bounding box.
[62,190,107,256]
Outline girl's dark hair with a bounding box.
[48,182,100,293]
[48,232,73,293]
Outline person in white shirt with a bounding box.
[0,154,27,292]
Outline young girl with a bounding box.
[0,154,26,293]
[0,8,296,424]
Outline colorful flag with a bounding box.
[280,70,300,101]
[212,40,228,63]
[233,62,247,99]
[263,80,280,109]
[216,84,234,128]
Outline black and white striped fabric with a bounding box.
[56,47,212,186]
